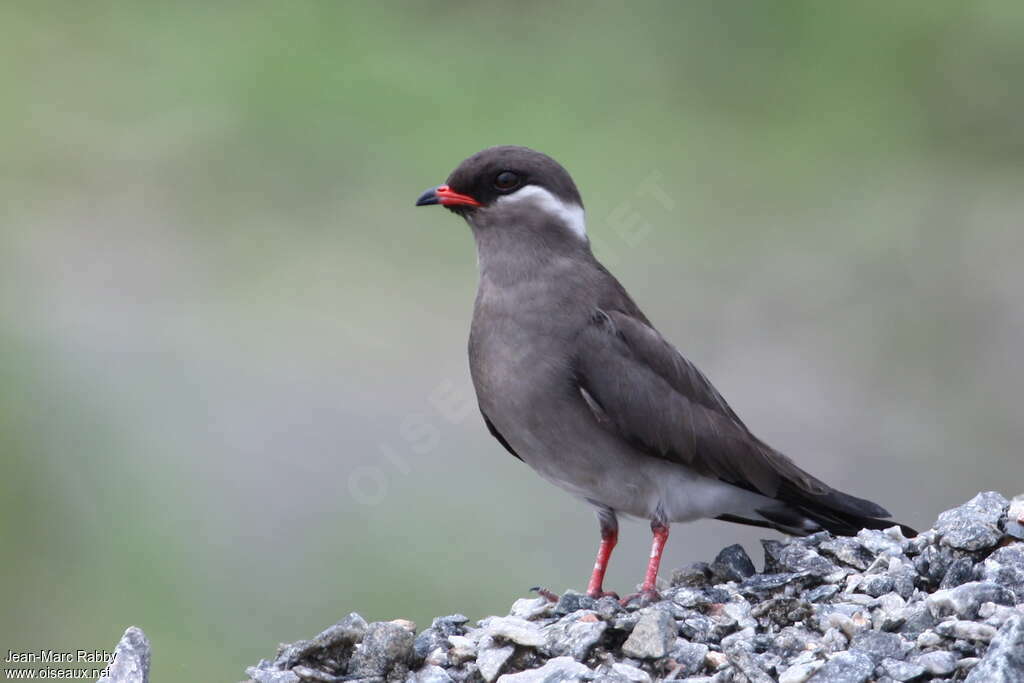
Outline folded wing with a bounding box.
[573,308,914,536]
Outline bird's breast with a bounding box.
[468,278,588,421]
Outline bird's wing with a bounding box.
[482,410,523,462]
[573,308,890,520]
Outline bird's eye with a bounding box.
[494,171,521,191]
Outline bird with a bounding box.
[415,145,915,602]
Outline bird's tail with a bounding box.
[719,485,917,538]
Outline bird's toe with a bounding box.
[619,589,661,607]
[530,586,561,603]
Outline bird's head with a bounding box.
[415,146,587,242]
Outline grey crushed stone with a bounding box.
[234,492,1024,683]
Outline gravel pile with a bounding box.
[245,492,1024,683]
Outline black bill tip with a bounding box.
[415,186,440,207]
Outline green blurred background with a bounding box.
[2,2,1023,680]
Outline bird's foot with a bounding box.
[530,586,560,603]
[619,588,661,607]
[586,589,620,600]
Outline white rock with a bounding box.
[447,635,477,662]
[621,609,675,659]
[424,646,449,667]
[477,636,515,682]
[610,662,651,682]
[496,656,593,682]
[936,619,998,642]
[484,616,546,648]
[705,650,729,671]
[917,650,957,675]
[408,664,454,683]
[778,659,823,683]
[98,627,150,683]
[510,597,554,620]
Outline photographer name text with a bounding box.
[5,650,116,664]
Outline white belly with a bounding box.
[492,395,773,524]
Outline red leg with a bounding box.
[585,508,619,598]
[641,522,670,592]
[586,526,618,598]
[621,521,670,605]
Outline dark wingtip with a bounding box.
[823,492,920,536]
[895,522,919,537]
[822,489,892,519]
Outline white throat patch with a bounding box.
[494,185,587,239]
